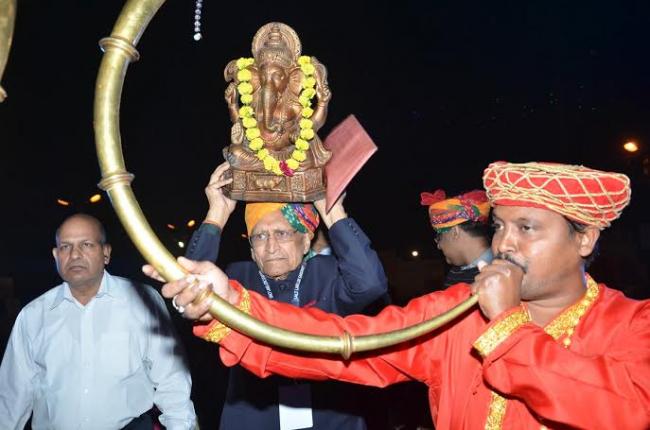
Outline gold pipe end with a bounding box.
[99,36,141,62]
[98,172,135,191]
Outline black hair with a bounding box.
[567,219,599,268]
[457,220,493,244]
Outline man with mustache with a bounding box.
[152,161,650,429]
[0,214,196,430]
[177,162,388,429]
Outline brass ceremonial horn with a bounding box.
[94,0,478,359]
[0,0,16,102]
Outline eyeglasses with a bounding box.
[433,231,449,245]
[249,229,298,247]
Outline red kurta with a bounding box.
[197,278,650,429]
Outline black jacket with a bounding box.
[186,218,388,430]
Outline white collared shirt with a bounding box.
[0,271,196,430]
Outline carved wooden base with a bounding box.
[223,167,326,202]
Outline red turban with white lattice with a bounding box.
[483,161,631,229]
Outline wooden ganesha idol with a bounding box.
[222,22,331,202]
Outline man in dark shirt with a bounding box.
[184,162,388,430]
[421,189,493,287]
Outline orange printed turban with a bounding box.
[483,161,631,229]
[245,203,319,236]
[420,189,490,232]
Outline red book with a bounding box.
[323,115,378,212]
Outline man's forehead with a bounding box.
[57,218,102,240]
[252,211,292,232]
[492,205,558,220]
[58,233,100,242]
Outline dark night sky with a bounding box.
[1,0,650,299]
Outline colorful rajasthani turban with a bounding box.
[420,189,490,232]
[483,161,631,229]
[245,203,320,236]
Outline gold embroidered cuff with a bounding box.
[473,306,531,357]
[202,287,251,344]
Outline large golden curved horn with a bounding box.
[0,0,16,101]
[94,0,479,359]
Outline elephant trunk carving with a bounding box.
[261,84,280,134]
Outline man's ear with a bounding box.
[302,233,312,255]
[52,247,58,262]
[250,246,258,265]
[577,227,600,258]
[450,225,461,239]
[102,244,112,265]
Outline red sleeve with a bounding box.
[217,281,472,388]
[479,301,650,429]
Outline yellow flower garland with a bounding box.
[236,56,317,176]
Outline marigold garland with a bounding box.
[236,55,317,176]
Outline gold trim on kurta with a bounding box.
[474,307,531,357]
[484,391,508,430]
[202,288,252,343]
[544,277,599,341]
[481,276,601,429]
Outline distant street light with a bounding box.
[623,141,639,153]
[178,241,185,249]
[187,219,196,228]
[411,250,419,257]
[89,194,102,203]
[167,224,176,230]
[56,199,70,206]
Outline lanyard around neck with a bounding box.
[258,262,306,307]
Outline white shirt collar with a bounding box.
[50,271,120,309]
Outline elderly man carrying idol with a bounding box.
[164,160,387,429]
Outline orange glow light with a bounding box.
[187,219,196,228]
[623,141,639,153]
[167,224,176,230]
[89,194,102,203]
[56,199,70,206]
